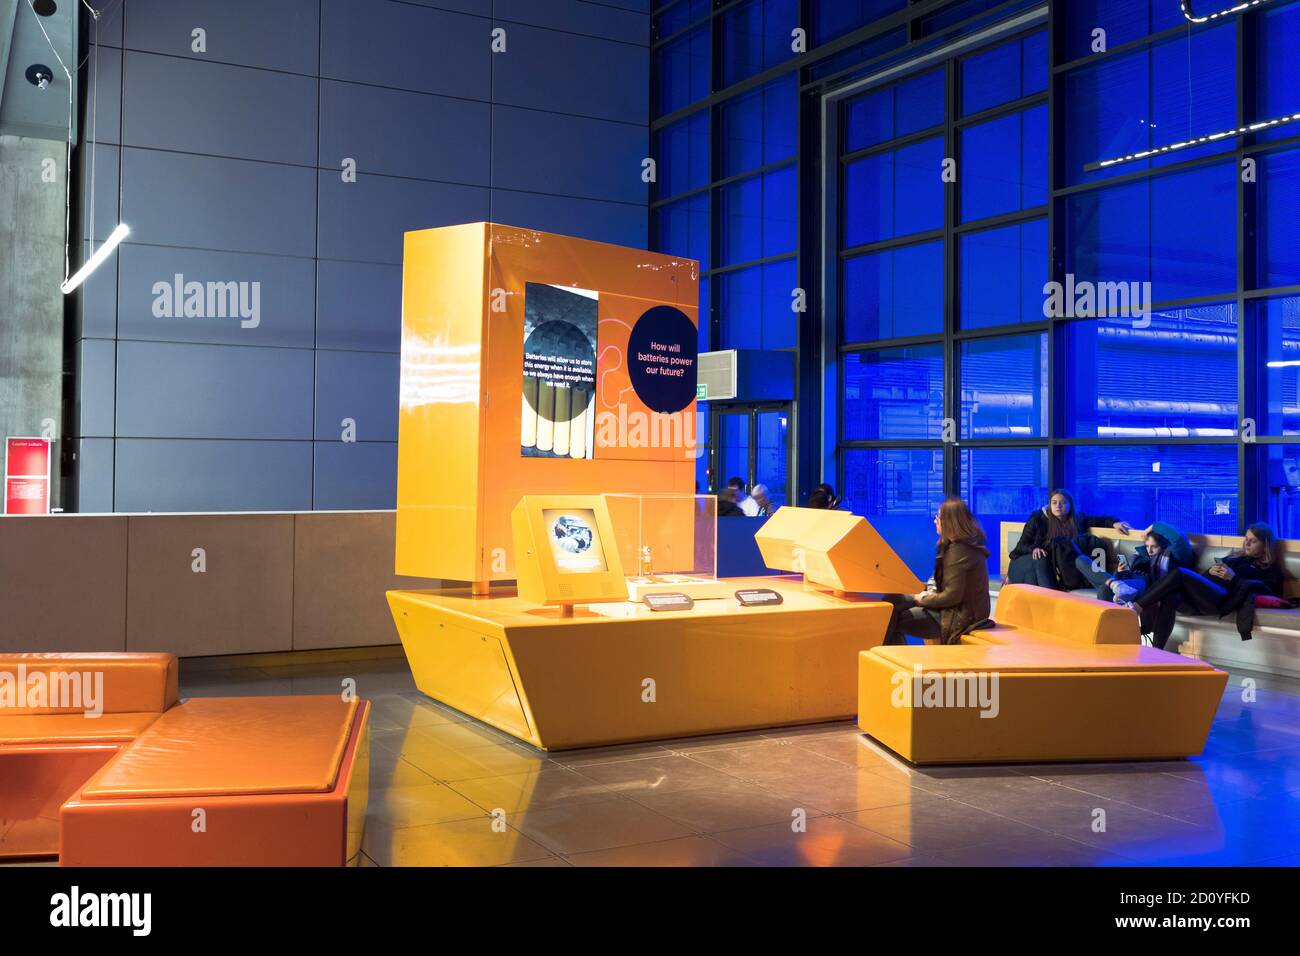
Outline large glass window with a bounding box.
[844,240,945,342]
[719,0,801,88]
[1255,295,1300,437]
[719,75,797,178]
[655,193,710,267]
[960,446,1049,573]
[716,260,797,351]
[961,32,1047,116]
[843,345,944,442]
[841,447,945,576]
[719,166,797,266]
[1064,445,1238,535]
[959,334,1048,440]
[655,110,710,201]
[813,0,908,47]
[843,136,945,248]
[844,69,944,152]
[1257,148,1300,290]
[959,105,1047,222]
[958,219,1048,330]
[655,24,710,117]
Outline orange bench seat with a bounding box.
[60,696,370,866]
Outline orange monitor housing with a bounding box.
[396,223,700,585]
[510,495,627,609]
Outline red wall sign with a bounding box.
[4,437,52,515]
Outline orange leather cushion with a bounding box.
[870,643,1216,674]
[80,696,359,800]
[0,712,159,746]
[0,653,178,716]
[994,585,1138,645]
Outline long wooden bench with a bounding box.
[0,653,369,866]
[999,522,1300,677]
[857,584,1228,765]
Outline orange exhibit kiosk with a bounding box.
[385,224,910,751]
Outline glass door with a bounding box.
[709,403,792,508]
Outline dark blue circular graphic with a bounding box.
[627,305,697,414]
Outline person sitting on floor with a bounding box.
[1126,522,1283,648]
[880,497,991,646]
[1007,489,1131,590]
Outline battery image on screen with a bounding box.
[542,509,608,573]
[520,283,597,460]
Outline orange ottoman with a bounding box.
[60,696,370,867]
[1,653,178,860]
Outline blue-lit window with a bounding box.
[719,166,797,266]
[1063,161,1237,303]
[960,447,1049,573]
[812,0,907,46]
[1255,444,1300,539]
[1059,22,1237,187]
[697,276,711,353]
[1064,444,1238,535]
[1258,148,1300,290]
[1062,304,1238,438]
[917,0,1007,38]
[655,110,710,200]
[1255,295,1300,436]
[655,192,710,267]
[720,75,797,178]
[844,240,944,342]
[1256,1,1300,142]
[961,31,1047,116]
[716,259,798,351]
[843,345,944,441]
[694,401,711,492]
[1058,0,1188,63]
[655,23,710,117]
[959,333,1047,439]
[959,105,1047,222]
[810,27,907,81]
[653,0,710,41]
[958,219,1048,330]
[756,409,789,507]
[841,447,945,577]
[844,136,944,248]
[844,69,944,153]
[720,0,801,88]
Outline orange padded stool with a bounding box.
[1,653,179,860]
[60,696,370,867]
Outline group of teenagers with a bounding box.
[882,490,1286,651]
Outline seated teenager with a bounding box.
[881,497,991,646]
[1097,529,1182,649]
[1074,520,1193,598]
[1007,489,1131,590]
[1128,523,1283,646]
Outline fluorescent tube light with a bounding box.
[60,223,129,294]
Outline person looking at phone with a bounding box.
[1124,523,1283,648]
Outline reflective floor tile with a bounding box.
[568,835,758,867]
[687,739,857,782]
[365,783,488,830]
[450,767,618,813]
[752,767,934,814]
[708,814,915,867]
[841,795,1050,851]
[510,797,696,856]
[629,785,827,833]
[363,818,552,867]
[573,754,752,795]
[394,738,550,782]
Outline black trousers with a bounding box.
[881,594,942,645]
[1134,566,1256,648]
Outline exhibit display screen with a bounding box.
[542,508,609,573]
[522,284,598,460]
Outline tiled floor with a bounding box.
[168,653,1300,867]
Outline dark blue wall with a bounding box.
[74,0,649,512]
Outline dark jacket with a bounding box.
[1124,544,1181,588]
[1010,508,1118,589]
[916,537,991,645]
[1218,554,1283,613]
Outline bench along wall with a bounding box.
[0,511,433,656]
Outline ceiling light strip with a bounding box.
[1181,0,1275,25]
[1084,111,1300,171]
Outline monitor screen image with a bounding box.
[543,509,609,573]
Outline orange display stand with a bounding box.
[395,223,700,587]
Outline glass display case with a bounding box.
[604,493,727,601]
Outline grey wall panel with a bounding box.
[84,44,121,145]
[492,105,647,204]
[314,350,399,442]
[319,80,490,186]
[76,439,116,513]
[122,53,318,166]
[399,0,492,16]
[81,144,120,244]
[0,516,127,653]
[492,24,648,124]
[115,341,314,440]
[125,514,294,656]
[77,240,119,340]
[312,441,398,511]
[114,439,313,512]
[121,148,317,257]
[315,260,402,353]
[321,0,490,100]
[116,244,316,348]
[87,0,125,47]
[76,338,116,438]
[490,188,647,248]
[317,172,489,265]
[493,0,648,45]
[589,0,649,11]
[122,0,320,75]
